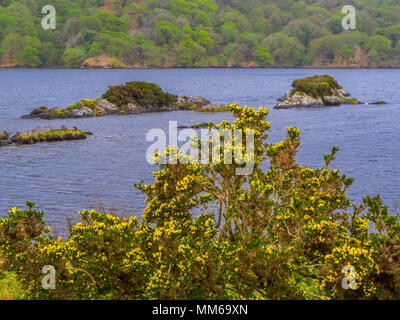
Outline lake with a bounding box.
[0,68,399,233]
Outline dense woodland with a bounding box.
[1,0,400,68]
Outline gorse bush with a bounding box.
[1,104,400,300]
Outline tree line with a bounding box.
[1,0,400,68]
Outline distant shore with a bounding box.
[2,66,400,70]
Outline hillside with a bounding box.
[1,0,400,68]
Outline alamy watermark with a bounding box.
[41,5,56,30]
[342,5,356,30]
[42,265,56,290]
[146,121,255,176]
[342,265,357,290]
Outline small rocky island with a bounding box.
[22,81,225,120]
[274,75,385,109]
[0,127,90,146]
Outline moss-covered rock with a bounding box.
[12,127,89,145]
[291,75,342,98]
[274,75,365,109]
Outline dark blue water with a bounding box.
[0,68,399,232]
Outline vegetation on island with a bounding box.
[274,74,368,109]
[1,0,400,68]
[195,104,228,112]
[1,104,400,300]
[15,128,88,144]
[102,81,177,109]
[291,75,342,98]
[0,126,89,146]
[25,81,212,119]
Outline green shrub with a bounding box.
[66,103,83,110]
[80,99,98,110]
[338,97,359,104]
[15,128,87,145]
[102,81,178,110]
[292,75,342,98]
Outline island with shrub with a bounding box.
[22,81,228,120]
[274,75,386,109]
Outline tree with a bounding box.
[366,35,393,63]
[255,48,275,67]
[40,42,59,66]
[154,21,180,46]
[88,41,102,57]
[62,47,86,67]
[19,45,40,66]
[132,34,157,65]
[220,21,239,44]
[0,33,25,63]
[263,32,305,66]
[178,34,206,67]
[194,10,211,27]
[310,35,342,64]
[340,44,355,66]
[376,24,400,47]
[0,33,41,65]
[284,19,324,47]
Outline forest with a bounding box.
[0,0,400,68]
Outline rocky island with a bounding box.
[0,126,90,146]
[22,81,221,120]
[274,75,386,109]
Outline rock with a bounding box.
[178,96,211,107]
[125,103,143,114]
[68,107,94,118]
[335,88,350,98]
[370,101,388,105]
[97,99,119,114]
[274,75,362,109]
[10,132,20,142]
[323,96,341,106]
[21,106,48,119]
[0,140,13,146]
[275,92,324,109]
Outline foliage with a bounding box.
[291,75,341,98]
[1,105,400,300]
[255,48,275,67]
[1,0,400,67]
[14,128,87,144]
[102,81,177,109]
